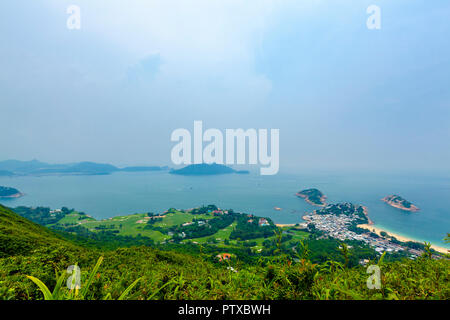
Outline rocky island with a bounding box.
[296,188,327,206]
[0,186,24,199]
[382,195,419,212]
[170,163,249,176]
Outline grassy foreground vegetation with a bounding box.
[0,204,448,300]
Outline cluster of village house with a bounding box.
[302,205,433,260]
[246,215,270,227]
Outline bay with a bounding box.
[1,170,449,248]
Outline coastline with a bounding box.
[381,197,420,212]
[0,192,24,199]
[357,223,449,254]
[296,193,327,207]
[275,223,296,227]
[361,206,373,225]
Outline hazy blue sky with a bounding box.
[1,0,449,172]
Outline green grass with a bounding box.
[286,228,309,241]
[53,211,94,225]
[4,243,449,300]
[69,211,217,242]
[153,211,213,228]
[187,221,237,244]
[52,210,218,243]
[0,204,80,258]
[78,213,168,241]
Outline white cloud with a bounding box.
[43,0,307,102]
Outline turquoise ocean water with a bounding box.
[0,171,449,249]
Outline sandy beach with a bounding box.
[275,223,296,227]
[0,192,24,199]
[358,224,449,254]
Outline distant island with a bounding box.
[382,195,419,212]
[0,160,168,176]
[0,186,23,199]
[296,188,327,206]
[170,163,249,176]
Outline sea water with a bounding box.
[1,170,449,248]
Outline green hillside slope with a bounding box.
[0,204,448,300]
[0,205,80,257]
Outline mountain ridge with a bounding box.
[0,160,168,176]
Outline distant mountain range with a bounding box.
[0,160,168,176]
[170,163,250,175]
[0,160,249,177]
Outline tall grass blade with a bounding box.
[81,256,103,298]
[118,277,142,300]
[147,279,175,300]
[26,275,53,300]
[52,271,66,299]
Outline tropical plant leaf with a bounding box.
[52,270,66,299]
[26,275,53,300]
[118,277,142,300]
[81,256,103,298]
